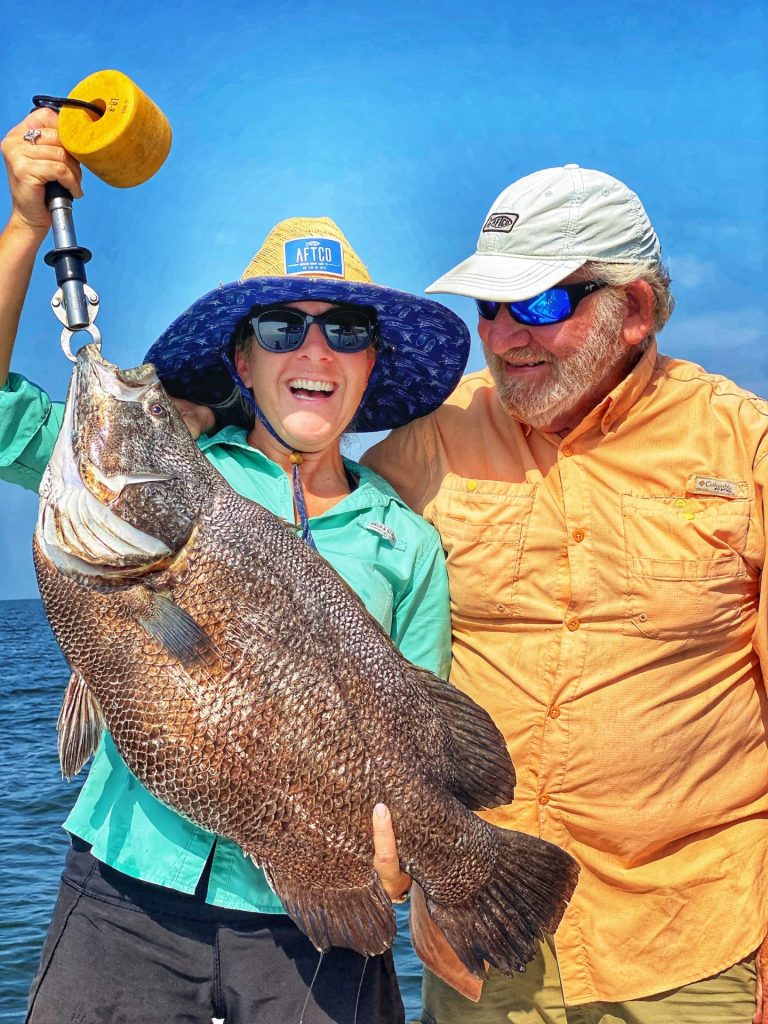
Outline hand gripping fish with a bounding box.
[33,345,579,997]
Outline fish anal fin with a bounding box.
[416,669,516,810]
[259,860,396,957]
[410,882,484,1001]
[57,671,104,780]
[127,588,214,667]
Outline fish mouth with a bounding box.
[36,345,175,580]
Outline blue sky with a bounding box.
[0,0,765,599]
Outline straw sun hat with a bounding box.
[145,217,470,432]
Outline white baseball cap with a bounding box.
[426,164,662,301]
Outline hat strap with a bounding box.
[221,350,317,549]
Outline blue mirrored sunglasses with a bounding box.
[251,305,377,353]
[476,281,605,326]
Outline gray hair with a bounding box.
[581,260,675,342]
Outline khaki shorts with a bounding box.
[418,936,757,1024]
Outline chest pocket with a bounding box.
[332,549,395,633]
[432,475,536,621]
[621,492,755,643]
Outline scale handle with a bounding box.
[45,180,73,204]
[44,181,91,329]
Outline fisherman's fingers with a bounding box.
[1,111,83,231]
[372,802,412,902]
[169,397,216,439]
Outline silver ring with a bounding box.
[23,128,42,144]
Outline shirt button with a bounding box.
[683,512,696,520]
[496,603,507,613]
[566,617,580,631]
[539,794,551,806]
[562,446,573,457]
[466,479,478,492]
[549,706,561,719]
[572,529,585,542]
[675,499,687,509]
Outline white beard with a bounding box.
[484,290,631,431]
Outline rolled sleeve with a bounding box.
[0,373,62,491]
[363,418,436,516]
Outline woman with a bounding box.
[0,110,470,1024]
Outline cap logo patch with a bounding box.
[284,237,344,277]
[482,212,519,233]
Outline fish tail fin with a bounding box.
[413,825,579,980]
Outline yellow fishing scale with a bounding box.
[34,70,171,359]
[57,70,172,188]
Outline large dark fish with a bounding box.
[33,345,578,991]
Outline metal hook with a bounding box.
[52,284,101,361]
[61,323,102,363]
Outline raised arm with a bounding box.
[0,108,82,387]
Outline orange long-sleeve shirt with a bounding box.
[364,342,768,1004]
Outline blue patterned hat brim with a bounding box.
[144,277,470,432]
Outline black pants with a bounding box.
[26,840,405,1024]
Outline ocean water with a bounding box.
[0,598,423,1023]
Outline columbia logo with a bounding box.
[482,212,519,233]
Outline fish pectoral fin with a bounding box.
[409,882,485,1000]
[128,588,214,667]
[415,668,516,810]
[57,672,105,780]
[260,860,396,957]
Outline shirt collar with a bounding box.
[198,426,398,513]
[597,339,658,434]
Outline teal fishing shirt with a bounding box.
[0,372,452,912]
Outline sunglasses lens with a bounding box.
[511,288,573,326]
[476,300,500,321]
[323,310,375,352]
[255,310,306,351]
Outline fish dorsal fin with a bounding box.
[129,589,214,666]
[57,671,105,780]
[413,668,516,810]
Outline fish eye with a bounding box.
[149,403,167,417]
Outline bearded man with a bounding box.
[365,165,768,1024]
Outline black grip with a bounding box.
[45,180,73,204]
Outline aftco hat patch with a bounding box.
[284,238,345,277]
[482,212,519,233]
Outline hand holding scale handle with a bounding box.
[35,70,172,360]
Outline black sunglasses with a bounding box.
[476,281,605,326]
[250,305,377,354]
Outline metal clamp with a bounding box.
[59,324,103,362]
[52,284,102,361]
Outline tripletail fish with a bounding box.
[33,345,579,997]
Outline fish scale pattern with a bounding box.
[34,348,579,976]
